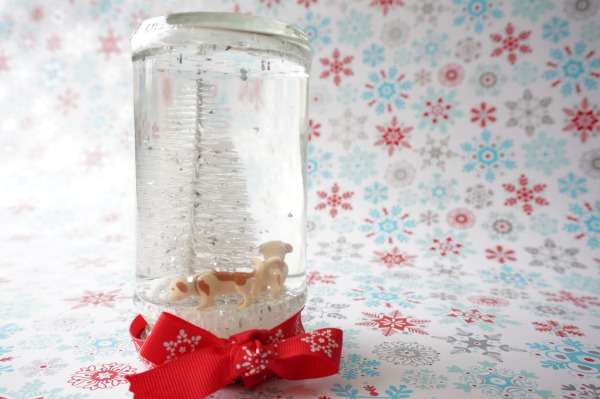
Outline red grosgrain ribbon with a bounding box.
[125,311,343,399]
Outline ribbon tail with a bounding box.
[126,346,234,399]
[269,328,343,381]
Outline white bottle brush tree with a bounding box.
[188,80,257,272]
[136,79,257,278]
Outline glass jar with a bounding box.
[131,12,311,337]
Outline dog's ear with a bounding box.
[285,243,293,253]
[176,281,188,293]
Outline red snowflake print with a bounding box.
[308,119,321,141]
[541,290,600,309]
[422,96,453,126]
[468,295,510,307]
[315,183,354,218]
[260,0,281,8]
[369,0,404,15]
[65,289,127,309]
[47,34,61,52]
[0,51,9,72]
[532,320,585,338]
[307,270,338,286]
[30,6,43,22]
[503,174,549,216]
[446,208,476,229]
[485,245,517,264]
[56,88,79,115]
[490,23,532,65]
[563,97,600,143]
[374,116,412,156]
[98,29,120,59]
[430,236,463,258]
[357,310,430,336]
[68,362,136,390]
[438,63,465,87]
[447,307,496,324]
[130,10,151,29]
[372,247,417,268]
[320,48,354,86]
[298,0,318,7]
[470,102,497,128]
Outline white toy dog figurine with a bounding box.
[251,240,293,300]
[168,270,255,309]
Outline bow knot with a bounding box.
[125,311,343,399]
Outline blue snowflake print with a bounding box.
[543,41,600,96]
[57,330,133,361]
[339,147,377,184]
[0,323,23,340]
[0,14,14,40]
[364,182,389,204]
[512,62,539,86]
[412,29,450,67]
[90,0,124,22]
[511,0,555,22]
[339,353,381,380]
[582,20,600,43]
[363,67,413,115]
[447,361,553,399]
[360,206,418,245]
[307,143,332,189]
[363,43,385,67]
[462,130,516,182]
[254,0,283,15]
[346,285,425,308]
[337,9,373,48]
[412,87,464,132]
[300,10,332,53]
[558,173,588,198]
[564,201,600,249]
[0,364,14,375]
[0,345,13,357]
[527,339,600,380]
[452,0,505,34]
[417,227,477,263]
[543,16,569,43]
[522,132,569,176]
[559,272,600,295]
[418,172,461,210]
[479,264,549,289]
[530,213,558,236]
[400,369,448,390]
[330,384,413,399]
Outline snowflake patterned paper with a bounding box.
[1,0,599,397]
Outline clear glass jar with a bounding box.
[131,12,311,337]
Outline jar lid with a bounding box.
[131,12,311,63]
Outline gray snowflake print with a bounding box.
[434,328,525,362]
[373,341,440,366]
[505,89,554,136]
[426,262,467,279]
[329,108,368,150]
[315,236,363,262]
[524,238,587,274]
[416,135,457,171]
[302,297,349,323]
[464,184,494,209]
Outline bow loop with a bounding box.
[125,311,343,399]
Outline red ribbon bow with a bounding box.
[126,311,343,399]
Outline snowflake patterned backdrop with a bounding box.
[1,0,600,398]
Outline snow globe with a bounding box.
[131,12,311,338]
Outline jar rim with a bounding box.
[131,12,310,55]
